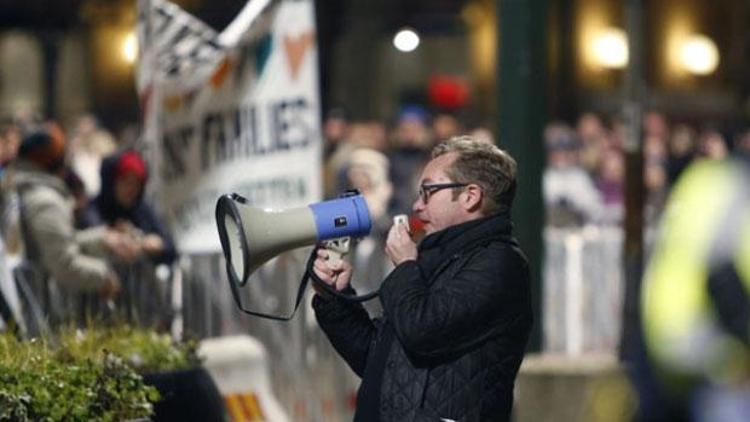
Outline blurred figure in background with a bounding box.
[643,159,668,227]
[12,123,125,327]
[595,148,625,225]
[431,112,463,143]
[668,124,697,186]
[387,105,434,216]
[469,126,496,145]
[543,122,602,226]
[82,149,177,266]
[0,119,21,176]
[697,128,730,161]
[67,114,118,197]
[346,148,393,229]
[342,148,394,316]
[81,149,177,327]
[64,167,90,229]
[325,120,387,198]
[641,154,750,421]
[576,112,609,175]
[323,108,350,162]
[642,111,671,143]
[732,128,750,156]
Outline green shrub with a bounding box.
[57,325,200,374]
[0,335,157,421]
[0,325,198,421]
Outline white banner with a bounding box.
[138,0,322,253]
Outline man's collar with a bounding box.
[418,211,513,257]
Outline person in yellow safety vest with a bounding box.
[642,154,750,421]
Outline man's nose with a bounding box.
[412,197,424,212]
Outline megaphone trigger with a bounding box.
[322,237,351,268]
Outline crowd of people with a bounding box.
[325,106,750,236]
[0,113,176,335]
[543,111,750,228]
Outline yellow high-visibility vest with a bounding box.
[642,157,750,394]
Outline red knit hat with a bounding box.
[115,151,148,182]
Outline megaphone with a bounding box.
[215,191,372,288]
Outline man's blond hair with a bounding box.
[432,135,517,215]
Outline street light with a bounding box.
[592,27,628,69]
[122,31,138,64]
[393,28,420,53]
[679,35,719,75]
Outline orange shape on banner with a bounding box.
[211,57,233,89]
[163,95,182,113]
[283,31,315,81]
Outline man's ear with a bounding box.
[462,184,483,212]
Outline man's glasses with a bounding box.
[418,183,468,203]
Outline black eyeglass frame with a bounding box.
[418,183,469,203]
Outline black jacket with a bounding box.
[314,213,533,421]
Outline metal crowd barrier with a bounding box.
[543,225,626,356]
[3,257,179,339]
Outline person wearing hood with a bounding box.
[81,149,177,266]
[13,123,124,319]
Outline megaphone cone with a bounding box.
[216,192,372,287]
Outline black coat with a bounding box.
[314,213,533,422]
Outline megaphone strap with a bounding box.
[226,260,308,321]
[228,247,378,321]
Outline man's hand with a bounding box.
[312,248,353,296]
[385,223,417,266]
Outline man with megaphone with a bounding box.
[312,136,533,422]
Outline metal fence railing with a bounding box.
[543,226,625,356]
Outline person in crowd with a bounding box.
[576,112,609,175]
[81,149,177,266]
[64,167,90,229]
[667,124,697,185]
[312,136,532,421]
[431,112,463,142]
[80,149,177,327]
[387,105,435,216]
[326,121,388,199]
[342,147,394,316]
[12,123,127,323]
[697,127,730,161]
[642,111,670,142]
[0,119,22,252]
[595,147,625,225]
[323,108,350,162]
[732,127,750,155]
[67,114,118,197]
[543,122,603,226]
[0,119,21,175]
[643,159,668,226]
